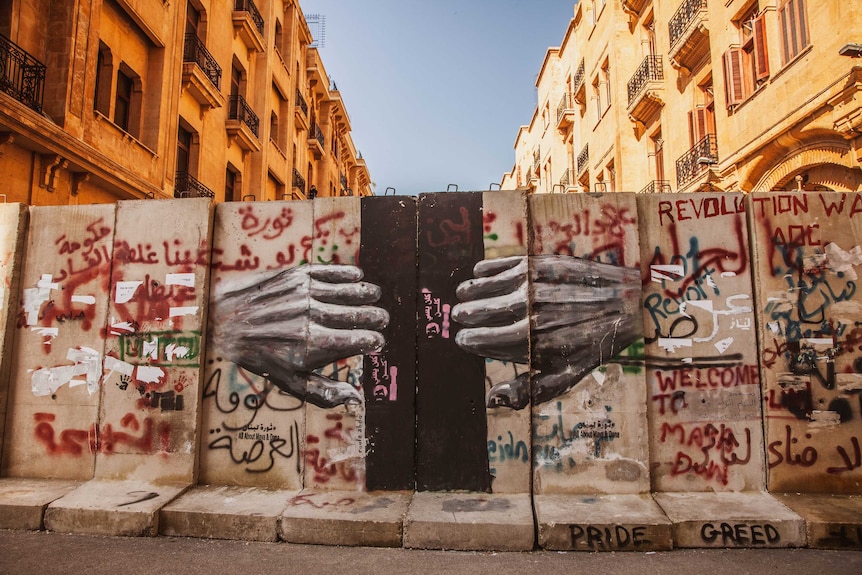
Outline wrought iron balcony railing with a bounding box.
[295,89,308,116]
[228,94,259,137]
[183,33,221,90]
[572,59,586,98]
[309,122,324,148]
[676,134,718,188]
[0,33,46,113]
[175,171,215,198]
[627,55,664,107]
[638,180,672,194]
[557,93,572,124]
[577,144,589,175]
[532,147,541,174]
[559,168,571,189]
[234,0,264,35]
[292,168,306,194]
[340,172,348,190]
[669,0,707,49]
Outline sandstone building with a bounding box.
[501,0,862,195]
[0,0,371,205]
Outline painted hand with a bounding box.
[452,255,642,410]
[211,265,389,408]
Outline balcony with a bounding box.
[668,0,709,73]
[226,94,261,153]
[0,34,46,113]
[232,0,265,53]
[175,171,215,199]
[557,93,574,131]
[577,144,589,176]
[339,172,348,191]
[676,134,718,189]
[638,180,672,194]
[532,147,541,175]
[294,89,309,131]
[627,55,665,125]
[292,168,306,196]
[558,168,577,193]
[572,59,586,105]
[307,122,324,158]
[622,0,649,14]
[181,34,223,109]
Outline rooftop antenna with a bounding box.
[306,14,326,48]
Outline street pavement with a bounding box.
[1,529,861,575]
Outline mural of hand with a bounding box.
[452,255,642,410]
[210,265,389,408]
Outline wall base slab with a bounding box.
[775,493,862,550]
[0,478,80,530]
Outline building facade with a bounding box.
[0,0,371,206]
[501,0,862,195]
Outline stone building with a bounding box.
[0,0,372,205]
[501,0,862,195]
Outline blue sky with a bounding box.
[303,1,577,196]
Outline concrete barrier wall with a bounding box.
[638,193,765,492]
[0,192,860,496]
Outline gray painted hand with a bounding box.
[211,265,389,408]
[452,255,642,410]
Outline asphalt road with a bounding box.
[1,530,862,575]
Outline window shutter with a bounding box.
[687,110,695,147]
[723,48,745,107]
[752,14,770,81]
[694,106,707,141]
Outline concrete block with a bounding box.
[775,493,862,549]
[160,485,298,542]
[44,479,187,536]
[749,191,862,493]
[528,193,648,495]
[0,478,79,529]
[481,190,530,494]
[638,193,765,492]
[0,204,26,466]
[200,200,312,489]
[2,204,115,480]
[403,491,534,551]
[534,493,672,551]
[279,489,412,547]
[96,198,213,483]
[654,491,806,548]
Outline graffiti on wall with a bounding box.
[642,195,765,491]
[753,192,862,490]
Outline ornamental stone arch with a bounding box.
[752,141,862,192]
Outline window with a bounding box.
[114,69,132,132]
[225,165,238,201]
[607,161,616,193]
[779,0,809,64]
[601,62,611,111]
[650,130,666,183]
[94,42,112,115]
[177,124,192,173]
[688,82,714,147]
[724,5,768,108]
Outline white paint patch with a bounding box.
[591,369,606,386]
[164,343,190,361]
[658,338,692,352]
[37,274,58,290]
[169,306,198,317]
[109,322,136,335]
[166,273,195,287]
[720,271,737,278]
[767,322,781,335]
[71,295,96,305]
[142,336,159,360]
[115,281,143,303]
[714,337,734,354]
[23,284,53,325]
[650,264,684,283]
[31,327,59,338]
[104,355,134,378]
[135,365,165,384]
[825,242,862,280]
[803,338,834,347]
[836,373,862,392]
[31,347,101,396]
[809,410,842,428]
[680,300,712,318]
